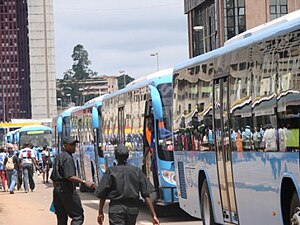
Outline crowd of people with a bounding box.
[1,135,160,225]
[0,143,52,194]
[50,137,159,225]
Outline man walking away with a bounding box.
[4,147,19,194]
[95,145,159,225]
[18,142,39,192]
[50,136,95,225]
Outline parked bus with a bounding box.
[52,107,79,155]
[68,69,177,204]
[172,10,300,225]
[4,129,19,150]
[68,96,106,192]
[100,68,176,205]
[17,125,52,149]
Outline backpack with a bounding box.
[5,156,14,170]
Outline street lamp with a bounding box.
[79,88,85,105]
[193,26,206,54]
[150,52,159,71]
[66,93,72,102]
[57,98,62,110]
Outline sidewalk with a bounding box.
[0,173,56,225]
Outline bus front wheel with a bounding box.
[200,179,216,225]
[290,191,300,225]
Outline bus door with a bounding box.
[143,100,156,185]
[214,77,239,224]
[118,107,125,144]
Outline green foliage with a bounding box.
[118,74,134,89]
[57,44,97,108]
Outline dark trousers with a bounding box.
[109,204,139,225]
[17,170,22,190]
[53,188,84,225]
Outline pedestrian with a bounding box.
[18,142,39,192]
[42,145,51,183]
[4,147,19,194]
[0,147,8,192]
[95,144,159,225]
[50,136,95,225]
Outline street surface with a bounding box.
[0,173,201,225]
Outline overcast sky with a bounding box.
[53,0,188,79]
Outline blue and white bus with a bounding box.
[99,68,176,204]
[17,125,52,150]
[4,129,19,150]
[68,69,177,204]
[172,10,300,225]
[52,107,79,154]
[68,96,106,192]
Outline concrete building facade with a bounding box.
[28,0,56,119]
[56,76,118,111]
[185,0,300,57]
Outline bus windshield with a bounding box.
[20,130,52,148]
[157,83,173,161]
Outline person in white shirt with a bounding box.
[18,142,39,192]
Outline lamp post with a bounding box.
[66,93,71,102]
[150,52,159,71]
[193,26,206,54]
[57,98,62,111]
[79,88,85,105]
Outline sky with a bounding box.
[53,0,189,79]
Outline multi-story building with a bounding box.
[0,0,56,122]
[185,0,300,57]
[28,0,56,119]
[0,0,31,122]
[56,76,118,111]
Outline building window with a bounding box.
[224,0,246,40]
[270,0,287,20]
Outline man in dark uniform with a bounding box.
[50,137,95,225]
[95,145,159,225]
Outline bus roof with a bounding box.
[174,10,300,72]
[60,106,80,117]
[83,94,108,107]
[18,125,52,132]
[126,68,173,87]
[225,9,300,46]
[103,68,173,100]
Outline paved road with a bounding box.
[0,173,201,225]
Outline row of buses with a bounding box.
[53,11,300,225]
[52,69,176,203]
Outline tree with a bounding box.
[71,44,97,80]
[58,44,98,107]
[118,74,134,89]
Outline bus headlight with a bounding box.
[161,170,176,185]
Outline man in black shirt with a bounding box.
[95,145,159,225]
[50,137,95,225]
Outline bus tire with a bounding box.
[290,191,300,225]
[200,179,216,225]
